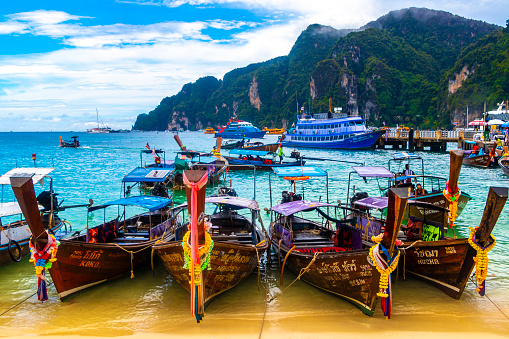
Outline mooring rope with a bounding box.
[469,275,509,321]
[0,281,54,317]
[113,242,154,278]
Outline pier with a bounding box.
[374,129,497,151]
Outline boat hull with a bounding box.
[462,154,496,168]
[49,236,168,299]
[499,156,509,176]
[155,240,268,303]
[215,131,266,139]
[406,192,471,224]
[398,238,475,299]
[282,129,384,149]
[222,142,279,152]
[275,242,380,316]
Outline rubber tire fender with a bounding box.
[8,239,22,262]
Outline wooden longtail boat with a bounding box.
[59,136,80,148]
[153,170,268,322]
[355,151,508,299]
[499,156,509,176]
[462,153,496,168]
[221,140,280,152]
[269,165,409,317]
[10,176,175,300]
[385,152,472,223]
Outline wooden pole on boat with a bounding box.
[216,137,222,152]
[10,176,47,250]
[183,169,208,322]
[174,134,187,152]
[476,187,508,246]
[448,150,464,192]
[382,187,409,257]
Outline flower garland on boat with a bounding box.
[467,226,496,296]
[368,233,401,319]
[28,233,59,301]
[443,181,461,228]
[182,222,214,276]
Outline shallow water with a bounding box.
[0,131,508,337]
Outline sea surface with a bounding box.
[0,131,508,338]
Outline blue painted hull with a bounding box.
[215,131,266,139]
[282,130,384,149]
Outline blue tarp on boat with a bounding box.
[273,166,327,177]
[89,196,172,212]
[122,167,173,183]
[229,149,270,156]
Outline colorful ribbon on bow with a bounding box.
[28,233,59,301]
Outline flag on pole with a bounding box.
[145,142,150,150]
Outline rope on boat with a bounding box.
[469,275,509,321]
[113,243,154,279]
[398,240,422,280]
[0,281,53,317]
[268,251,320,303]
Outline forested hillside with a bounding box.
[133,8,504,131]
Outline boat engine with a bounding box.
[281,191,302,203]
[37,190,60,212]
[350,192,369,209]
[218,187,238,197]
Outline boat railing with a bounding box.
[311,113,348,120]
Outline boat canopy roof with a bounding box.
[194,156,219,164]
[392,152,421,160]
[89,196,172,212]
[273,166,327,177]
[0,201,43,217]
[176,196,259,211]
[229,149,270,156]
[353,196,448,211]
[352,166,393,178]
[271,200,335,216]
[122,167,173,183]
[141,149,164,154]
[0,168,54,186]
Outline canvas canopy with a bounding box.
[353,196,448,211]
[469,120,487,126]
[271,200,335,216]
[488,119,505,125]
[273,166,327,178]
[89,196,172,212]
[229,149,270,156]
[392,152,421,160]
[352,166,394,178]
[0,201,43,217]
[122,167,173,183]
[176,196,259,211]
[0,168,54,186]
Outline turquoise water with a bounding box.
[0,131,508,337]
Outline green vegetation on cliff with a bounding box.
[133,8,504,131]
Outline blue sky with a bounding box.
[0,0,506,131]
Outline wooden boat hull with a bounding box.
[222,142,279,152]
[499,156,509,176]
[398,238,475,299]
[406,192,471,224]
[50,235,170,299]
[462,154,496,168]
[155,240,268,303]
[275,243,380,316]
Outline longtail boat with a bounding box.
[224,149,304,170]
[354,151,508,299]
[385,152,472,223]
[153,170,268,322]
[0,168,65,266]
[59,135,80,148]
[269,165,409,317]
[10,176,175,300]
[221,140,280,152]
[462,152,496,168]
[498,155,509,176]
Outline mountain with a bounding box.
[133,8,503,131]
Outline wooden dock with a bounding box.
[374,129,497,152]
